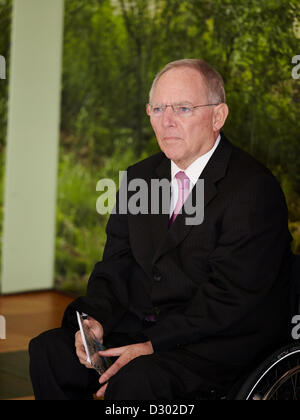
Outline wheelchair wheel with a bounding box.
[235,343,300,400]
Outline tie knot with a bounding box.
[175,171,190,190]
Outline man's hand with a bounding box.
[96,341,154,398]
[75,317,104,369]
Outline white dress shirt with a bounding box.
[169,135,221,217]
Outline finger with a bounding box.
[79,355,94,369]
[99,354,128,384]
[75,331,92,368]
[77,352,88,366]
[75,345,92,368]
[96,383,108,398]
[83,320,104,345]
[82,360,93,369]
[76,345,86,358]
[83,319,92,328]
[75,332,84,351]
[98,345,128,358]
[75,343,88,361]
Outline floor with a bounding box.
[0,291,73,400]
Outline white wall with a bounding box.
[1,0,65,293]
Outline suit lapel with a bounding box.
[152,134,233,264]
[149,154,171,258]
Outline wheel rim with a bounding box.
[245,348,300,400]
[262,365,300,400]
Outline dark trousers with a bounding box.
[29,328,240,400]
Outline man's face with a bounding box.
[148,67,220,169]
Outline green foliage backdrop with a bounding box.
[0,0,299,294]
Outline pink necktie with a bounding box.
[169,171,190,228]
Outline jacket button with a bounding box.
[153,307,160,317]
[153,267,162,282]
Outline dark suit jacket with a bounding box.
[63,133,293,371]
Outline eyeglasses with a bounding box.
[147,103,220,117]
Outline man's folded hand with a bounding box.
[95,341,154,398]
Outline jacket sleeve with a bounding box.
[62,166,140,336]
[142,172,293,351]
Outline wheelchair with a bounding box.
[231,254,300,400]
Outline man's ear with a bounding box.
[212,103,229,131]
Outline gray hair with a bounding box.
[149,58,226,104]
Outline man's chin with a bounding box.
[160,143,181,158]
[163,148,184,162]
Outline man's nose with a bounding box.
[161,106,176,127]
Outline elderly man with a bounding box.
[29,59,293,400]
